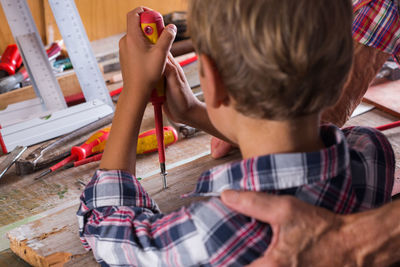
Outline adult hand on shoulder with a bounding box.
[221,190,354,267]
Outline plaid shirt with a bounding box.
[77,125,394,267]
[352,0,400,62]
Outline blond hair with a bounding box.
[189,0,353,120]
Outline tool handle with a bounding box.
[140,10,166,103]
[0,44,22,75]
[137,126,178,154]
[29,114,113,164]
[0,71,26,93]
[376,120,400,131]
[71,127,111,160]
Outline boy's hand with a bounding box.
[119,7,177,100]
[163,53,202,124]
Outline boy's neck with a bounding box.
[235,113,324,159]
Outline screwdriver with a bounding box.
[35,127,111,180]
[140,10,169,189]
[35,126,178,179]
[0,44,22,79]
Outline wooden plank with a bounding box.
[363,80,400,119]
[0,110,209,228]
[7,152,241,267]
[43,0,188,44]
[5,107,400,266]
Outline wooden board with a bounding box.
[7,152,240,267]
[363,79,400,119]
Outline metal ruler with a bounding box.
[0,0,115,154]
[0,0,67,111]
[48,0,113,107]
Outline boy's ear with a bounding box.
[199,54,230,108]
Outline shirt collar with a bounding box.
[185,124,350,197]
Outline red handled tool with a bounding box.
[0,44,22,79]
[35,126,178,179]
[35,127,111,179]
[140,10,169,189]
[0,42,61,93]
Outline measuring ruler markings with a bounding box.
[0,0,67,111]
[49,0,113,108]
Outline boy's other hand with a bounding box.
[119,7,176,100]
[211,137,235,159]
[163,53,201,124]
[221,190,354,267]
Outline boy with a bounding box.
[77,0,395,266]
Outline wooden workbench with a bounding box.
[1,73,400,266]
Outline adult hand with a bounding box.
[221,190,354,267]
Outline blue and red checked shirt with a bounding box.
[77,125,394,266]
[352,0,400,62]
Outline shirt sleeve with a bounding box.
[342,126,395,206]
[352,0,400,62]
[76,170,210,266]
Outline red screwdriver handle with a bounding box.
[71,127,111,160]
[140,10,166,103]
[0,44,22,75]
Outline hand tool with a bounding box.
[376,61,400,81]
[0,99,113,154]
[59,153,103,172]
[0,43,62,94]
[35,127,111,179]
[0,0,66,111]
[376,120,400,131]
[35,126,178,179]
[0,44,22,79]
[140,10,168,189]
[14,113,114,175]
[0,0,114,155]
[0,146,26,180]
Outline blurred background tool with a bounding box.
[15,114,114,175]
[0,42,62,94]
[0,146,26,179]
[0,44,22,79]
[35,126,178,180]
[376,60,400,81]
[35,127,111,180]
[140,10,169,189]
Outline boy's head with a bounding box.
[189,0,353,121]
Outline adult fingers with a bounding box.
[221,190,296,224]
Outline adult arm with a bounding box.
[221,190,400,267]
[321,41,390,126]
